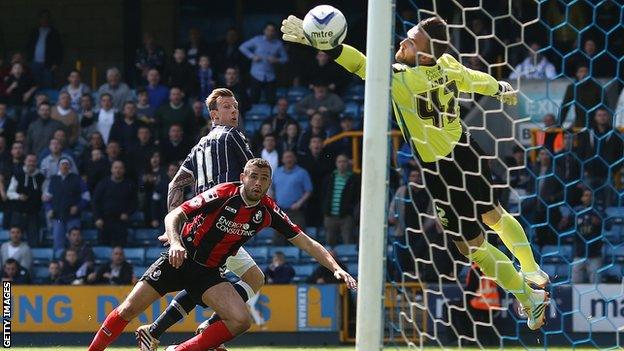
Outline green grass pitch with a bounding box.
[9,348,601,350]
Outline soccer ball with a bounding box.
[302,5,347,50]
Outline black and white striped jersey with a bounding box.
[181,125,255,194]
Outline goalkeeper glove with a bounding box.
[495,81,518,106]
[281,15,312,47]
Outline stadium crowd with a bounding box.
[0,5,623,287]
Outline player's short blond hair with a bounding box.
[244,158,272,176]
[205,88,235,111]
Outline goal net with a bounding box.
[384,0,624,349]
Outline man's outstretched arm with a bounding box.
[167,168,195,211]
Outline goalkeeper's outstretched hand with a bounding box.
[281,15,311,47]
[495,81,518,105]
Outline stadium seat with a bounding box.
[293,264,315,280]
[333,244,358,262]
[276,87,288,99]
[541,245,573,263]
[342,84,365,102]
[124,248,145,265]
[299,249,315,263]
[81,211,95,228]
[31,248,53,266]
[38,88,59,104]
[93,246,113,264]
[0,230,9,241]
[54,249,64,260]
[244,119,264,136]
[606,207,624,218]
[246,104,272,120]
[134,266,149,278]
[604,264,623,280]
[130,212,145,227]
[245,247,269,264]
[542,264,557,278]
[133,228,161,246]
[347,263,358,276]
[269,246,300,262]
[145,247,164,262]
[81,229,99,244]
[33,266,50,283]
[249,228,273,246]
[286,87,310,102]
[342,102,361,119]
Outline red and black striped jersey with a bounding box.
[179,182,302,268]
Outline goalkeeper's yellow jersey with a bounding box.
[334,44,499,162]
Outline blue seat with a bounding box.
[244,119,264,136]
[38,88,59,104]
[276,87,288,99]
[245,247,269,264]
[294,264,315,278]
[33,266,50,282]
[286,87,310,102]
[134,266,149,278]
[146,247,164,262]
[342,84,365,102]
[542,264,557,278]
[541,245,573,263]
[93,246,112,264]
[269,246,300,262]
[133,228,161,246]
[246,104,272,120]
[81,211,95,228]
[0,230,9,241]
[81,229,99,243]
[343,102,360,118]
[130,212,145,226]
[334,244,358,261]
[604,264,623,279]
[124,248,145,265]
[606,207,624,218]
[250,228,273,246]
[32,248,53,266]
[347,263,358,276]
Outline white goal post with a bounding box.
[355,0,394,350]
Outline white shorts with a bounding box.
[224,247,257,277]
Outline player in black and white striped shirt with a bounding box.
[136,88,263,351]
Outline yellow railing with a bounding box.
[323,130,404,173]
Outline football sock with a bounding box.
[208,281,254,325]
[469,240,533,306]
[150,290,196,339]
[488,209,540,273]
[88,307,129,351]
[175,320,235,351]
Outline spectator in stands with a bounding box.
[135,32,166,84]
[505,146,531,207]
[264,251,295,284]
[265,97,295,138]
[6,154,44,246]
[0,103,17,146]
[63,227,95,269]
[84,93,116,145]
[26,102,65,155]
[78,94,95,137]
[61,70,91,112]
[0,227,32,270]
[575,108,623,193]
[222,66,249,113]
[3,62,37,110]
[260,133,279,173]
[196,55,215,103]
[304,51,348,93]
[167,48,197,97]
[213,27,245,74]
[58,248,90,285]
[239,22,288,104]
[40,138,78,179]
[45,260,61,284]
[5,141,25,180]
[145,68,168,109]
[44,157,90,251]
[192,100,208,135]
[51,91,79,145]
[323,154,359,245]
[136,88,156,126]
[332,115,357,157]
[280,122,300,154]
[296,82,345,130]
[2,258,31,284]
[389,168,430,236]
[109,101,144,151]
[558,65,602,129]
[528,148,563,246]
[18,91,48,132]
[97,67,132,111]
[149,162,178,228]
[154,87,195,141]
[251,122,274,155]
[89,246,135,285]
[566,38,616,78]
[80,131,104,171]
[185,27,209,67]
[104,141,129,178]
[298,113,328,154]
[271,150,312,244]
[301,136,335,230]
[463,56,487,72]
[306,249,347,284]
[139,150,165,218]
[570,189,603,283]
[159,123,191,164]
[93,160,137,246]
[128,126,157,173]
[509,43,556,80]
[26,9,62,88]
[84,149,108,192]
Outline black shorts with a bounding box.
[420,132,498,241]
[139,253,227,306]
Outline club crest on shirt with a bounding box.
[252,210,263,224]
[149,268,162,281]
[225,206,238,214]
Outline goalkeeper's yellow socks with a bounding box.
[470,240,533,306]
[488,209,540,274]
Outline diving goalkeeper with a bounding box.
[282,15,550,329]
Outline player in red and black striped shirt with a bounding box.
[88,158,356,351]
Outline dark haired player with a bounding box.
[87,158,356,351]
[282,15,549,329]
